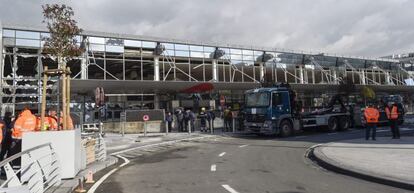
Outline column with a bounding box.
[212,59,218,82]
[154,56,160,81]
[360,70,366,85]
[81,55,87,79]
[385,72,391,85]
[332,70,337,84]
[154,94,160,109]
[259,62,265,82]
[299,65,304,84]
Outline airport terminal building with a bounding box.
[1,22,414,122]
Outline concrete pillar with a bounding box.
[259,62,265,82]
[332,70,337,84]
[212,59,218,82]
[154,94,160,109]
[81,55,87,79]
[360,70,366,85]
[385,72,392,85]
[299,65,304,84]
[154,56,160,81]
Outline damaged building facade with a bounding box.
[1,22,414,122]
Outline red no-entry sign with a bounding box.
[143,115,150,121]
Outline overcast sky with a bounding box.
[1,0,413,57]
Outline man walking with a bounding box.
[386,102,400,139]
[364,105,379,140]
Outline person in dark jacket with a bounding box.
[189,110,196,132]
[198,108,208,132]
[0,112,13,161]
[175,108,184,132]
[165,112,173,132]
[207,109,216,132]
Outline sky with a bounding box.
[1,0,413,58]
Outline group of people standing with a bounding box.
[0,108,74,169]
[364,102,401,140]
[165,107,216,132]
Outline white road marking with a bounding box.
[219,152,226,157]
[87,155,130,193]
[211,164,216,171]
[110,136,210,155]
[239,144,249,148]
[327,132,338,135]
[222,184,239,193]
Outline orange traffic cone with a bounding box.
[75,178,86,193]
[86,171,95,184]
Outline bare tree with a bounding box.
[41,4,83,130]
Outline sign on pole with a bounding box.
[143,114,150,121]
[143,114,149,136]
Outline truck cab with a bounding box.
[243,87,298,136]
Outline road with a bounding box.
[93,128,414,193]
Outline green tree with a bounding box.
[41,4,83,130]
[42,4,83,62]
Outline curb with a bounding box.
[308,146,414,191]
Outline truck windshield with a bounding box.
[245,92,270,107]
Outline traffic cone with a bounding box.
[75,178,86,193]
[85,170,95,184]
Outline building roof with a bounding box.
[1,22,399,63]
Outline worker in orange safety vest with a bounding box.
[10,108,37,167]
[364,104,380,140]
[47,109,59,131]
[385,102,400,139]
[57,111,74,130]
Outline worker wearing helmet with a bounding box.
[198,107,208,132]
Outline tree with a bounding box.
[41,4,83,130]
[42,4,83,61]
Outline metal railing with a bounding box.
[0,143,61,193]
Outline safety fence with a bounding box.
[0,143,61,193]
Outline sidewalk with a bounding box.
[48,132,210,193]
[311,136,414,190]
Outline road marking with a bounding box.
[222,184,239,193]
[211,164,216,171]
[327,132,338,135]
[87,155,130,193]
[110,135,210,155]
[219,152,226,157]
[239,144,249,148]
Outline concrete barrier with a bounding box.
[103,121,163,134]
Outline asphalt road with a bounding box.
[93,127,414,193]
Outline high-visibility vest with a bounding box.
[12,110,37,139]
[48,116,58,131]
[385,106,398,120]
[364,107,380,123]
[35,117,50,131]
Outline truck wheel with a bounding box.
[280,120,293,137]
[327,117,338,132]
[339,116,349,131]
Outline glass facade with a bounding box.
[1,26,414,116]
